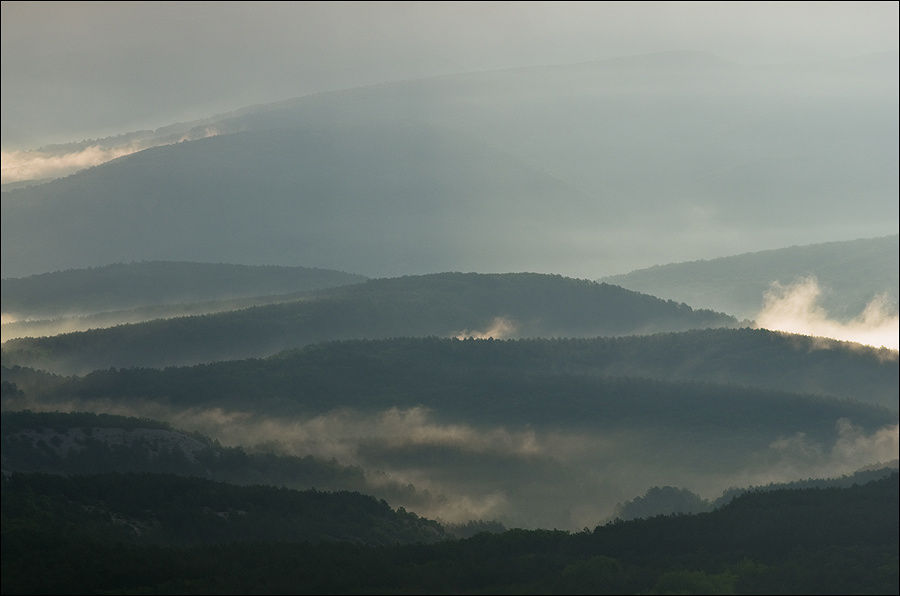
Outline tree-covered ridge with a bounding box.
[1,272,738,374]
[603,235,900,320]
[3,343,895,473]
[0,473,446,549]
[0,260,365,318]
[1,409,173,433]
[4,336,895,530]
[6,331,894,416]
[266,330,897,407]
[0,410,395,497]
[3,474,896,594]
[611,464,899,521]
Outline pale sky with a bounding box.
[2,1,898,149]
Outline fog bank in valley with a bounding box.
[5,391,895,530]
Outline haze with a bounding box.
[3,1,898,148]
[2,0,898,577]
[1,0,897,550]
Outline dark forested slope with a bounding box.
[4,334,895,530]
[4,336,896,455]
[0,410,371,493]
[0,472,446,548]
[1,273,737,374]
[6,330,894,411]
[3,474,896,594]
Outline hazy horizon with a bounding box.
[3,1,898,150]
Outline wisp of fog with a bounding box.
[755,276,899,350]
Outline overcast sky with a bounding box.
[2,1,898,149]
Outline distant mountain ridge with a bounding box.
[3,52,896,278]
[603,235,899,320]
[1,260,365,318]
[1,124,592,278]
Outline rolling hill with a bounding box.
[0,272,738,374]
[6,330,895,410]
[4,334,896,529]
[1,124,592,278]
[603,235,900,321]
[0,261,365,319]
[1,261,365,341]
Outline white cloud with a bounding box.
[754,276,899,350]
[1,127,221,184]
[1,144,144,183]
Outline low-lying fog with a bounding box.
[4,393,896,530]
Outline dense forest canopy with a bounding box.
[1,273,738,374]
[3,472,896,594]
[4,333,896,529]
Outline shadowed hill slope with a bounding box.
[3,474,896,594]
[0,273,737,374]
[0,472,447,548]
[1,261,365,319]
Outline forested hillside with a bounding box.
[610,464,899,521]
[1,472,446,548]
[1,273,737,374]
[6,331,894,410]
[1,410,369,492]
[4,334,896,529]
[4,474,896,594]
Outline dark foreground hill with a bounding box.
[3,474,896,594]
[0,472,446,550]
[0,260,364,319]
[603,235,900,320]
[1,273,737,374]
